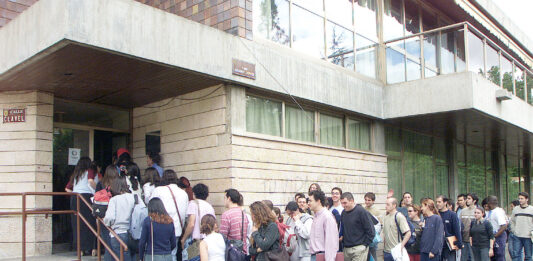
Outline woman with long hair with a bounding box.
[248,201,280,261]
[94,165,119,254]
[142,167,160,204]
[407,204,423,261]
[419,199,444,261]
[469,207,494,261]
[69,156,97,256]
[199,214,226,261]
[138,198,176,261]
[308,183,321,195]
[104,177,135,261]
[125,162,142,199]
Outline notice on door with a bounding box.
[3,109,26,123]
[68,148,81,166]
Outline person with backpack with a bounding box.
[339,192,375,261]
[248,201,282,260]
[129,189,149,260]
[94,165,119,254]
[199,214,226,261]
[383,197,411,261]
[285,201,313,261]
[419,199,444,261]
[406,204,423,261]
[469,207,494,261]
[104,177,136,261]
[220,189,249,257]
[139,198,176,261]
[436,195,463,261]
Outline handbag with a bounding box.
[225,211,246,261]
[265,247,289,261]
[186,200,201,258]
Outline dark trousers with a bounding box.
[421,252,441,261]
[70,193,96,252]
[491,232,507,261]
[441,247,457,261]
[384,252,394,261]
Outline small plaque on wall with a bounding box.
[232,59,256,80]
[3,109,26,123]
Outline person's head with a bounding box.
[262,200,274,211]
[72,157,92,183]
[143,167,160,186]
[481,197,489,211]
[511,200,520,209]
[157,169,178,186]
[435,195,448,212]
[402,192,413,205]
[386,197,398,214]
[364,192,376,208]
[340,192,355,211]
[325,197,333,209]
[102,165,119,187]
[116,149,131,165]
[273,207,283,223]
[519,192,529,207]
[488,195,499,210]
[474,206,485,220]
[331,187,342,204]
[407,204,421,220]
[148,197,173,224]
[285,201,301,217]
[308,183,321,194]
[192,183,209,200]
[110,177,130,196]
[466,193,478,207]
[457,194,466,208]
[147,152,161,167]
[297,196,309,211]
[421,198,438,216]
[295,193,306,202]
[308,190,326,212]
[447,199,455,211]
[249,201,277,227]
[224,189,240,208]
[126,162,140,190]
[200,214,218,235]
[178,176,191,189]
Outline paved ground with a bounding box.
[3,252,97,261]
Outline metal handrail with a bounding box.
[0,192,128,261]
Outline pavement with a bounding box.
[2,252,97,261]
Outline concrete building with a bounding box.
[0,0,531,258]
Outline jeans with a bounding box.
[420,252,440,261]
[471,247,489,261]
[171,237,181,261]
[106,233,131,261]
[384,252,394,261]
[491,232,506,261]
[144,254,173,261]
[461,242,473,261]
[511,236,532,261]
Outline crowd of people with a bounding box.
[66,148,533,261]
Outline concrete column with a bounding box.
[0,91,53,258]
[372,121,386,155]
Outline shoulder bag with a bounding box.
[166,185,184,230]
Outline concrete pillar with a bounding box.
[0,91,53,258]
[372,121,386,155]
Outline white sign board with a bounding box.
[68,148,81,166]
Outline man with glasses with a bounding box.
[330,187,344,214]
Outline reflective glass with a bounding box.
[253,0,290,45]
[356,34,377,78]
[325,0,353,28]
[486,151,495,197]
[406,58,421,81]
[528,73,533,105]
[458,167,467,195]
[467,146,485,198]
[293,0,323,14]
[285,106,315,142]
[404,0,420,35]
[468,31,484,75]
[436,165,449,197]
[425,68,437,78]
[421,7,437,31]
[385,127,402,158]
[515,66,525,100]
[388,159,403,198]
[246,96,282,136]
[327,22,355,70]
[354,0,378,40]
[486,44,500,85]
[387,48,406,84]
[507,155,520,206]
[403,130,433,203]
[501,56,513,92]
[383,0,404,41]
[435,137,447,164]
[347,118,371,151]
[292,5,326,58]
[320,114,345,147]
[456,30,466,72]
[441,30,456,74]
[405,37,420,59]
[424,34,438,73]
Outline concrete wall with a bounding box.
[0,91,53,258]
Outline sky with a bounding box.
[491,0,533,43]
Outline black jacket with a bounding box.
[340,205,376,247]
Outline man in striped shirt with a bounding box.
[220,189,249,254]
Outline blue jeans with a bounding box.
[511,236,532,261]
[420,252,440,261]
[471,246,489,261]
[461,243,473,261]
[145,254,173,261]
[384,252,394,261]
[106,233,131,261]
[491,232,506,261]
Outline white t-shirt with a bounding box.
[329,204,344,215]
[150,184,189,237]
[203,233,226,261]
[487,207,507,233]
[142,182,155,204]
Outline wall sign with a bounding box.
[3,109,26,123]
[68,148,81,166]
[232,59,256,80]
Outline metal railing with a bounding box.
[384,21,533,105]
[0,192,128,261]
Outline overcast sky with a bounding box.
[492,0,533,42]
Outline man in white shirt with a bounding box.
[486,196,507,261]
[330,187,344,214]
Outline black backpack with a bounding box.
[224,211,246,261]
[395,212,416,247]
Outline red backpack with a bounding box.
[92,187,111,218]
[275,221,297,255]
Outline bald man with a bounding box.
[382,198,411,261]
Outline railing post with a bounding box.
[22,194,26,261]
[464,24,469,72]
[97,221,101,261]
[76,195,81,260]
[120,245,124,261]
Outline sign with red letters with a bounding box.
[3,109,26,123]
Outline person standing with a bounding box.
[248,201,281,261]
[296,193,312,215]
[383,197,411,261]
[220,189,249,255]
[146,152,164,177]
[199,215,226,261]
[398,193,413,218]
[435,195,463,261]
[364,192,382,261]
[469,207,494,261]
[486,196,507,261]
[139,198,176,261]
[456,194,467,217]
[286,201,313,261]
[308,190,339,261]
[340,192,375,261]
[330,187,344,214]
[406,204,423,261]
[460,193,478,261]
[419,199,444,261]
[510,192,533,261]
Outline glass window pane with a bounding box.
[325,0,353,28]
[455,29,466,72]
[385,127,402,158]
[501,56,513,92]
[436,165,449,197]
[468,31,484,76]
[405,37,420,59]
[253,0,290,45]
[285,106,315,142]
[457,143,466,167]
[293,0,323,14]
[354,0,378,40]
[515,66,525,100]
[441,30,457,75]
[383,0,404,41]
[486,45,500,86]
[347,118,371,151]
[435,137,447,164]
[458,167,467,195]
[356,34,377,78]
[388,159,403,198]
[424,33,438,74]
[403,130,433,203]
[292,5,326,58]
[527,73,533,105]
[404,0,420,36]
[246,96,282,136]
[327,22,355,70]
[387,48,406,84]
[406,58,421,81]
[467,146,485,198]
[507,155,520,204]
[320,114,344,147]
[421,7,437,31]
[486,151,495,197]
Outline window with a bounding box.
[285,106,315,142]
[347,118,371,151]
[486,44,500,85]
[354,0,378,40]
[320,114,345,147]
[327,22,355,70]
[325,0,353,28]
[527,73,533,105]
[253,0,290,45]
[246,96,282,136]
[356,35,377,78]
[515,66,525,100]
[383,0,404,41]
[146,131,161,155]
[292,5,326,58]
[387,48,406,84]
[501,56,513,92]
[468,31,484,76]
